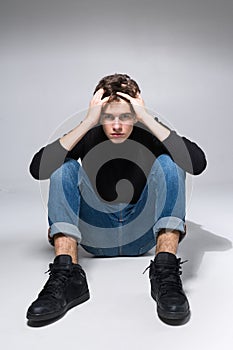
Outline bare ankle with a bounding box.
[54,233,78,264]
[155,229,180,256]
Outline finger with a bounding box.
[116,91,132,101]
[100,96,109,105]
[96,88,104,94]
[93,88,104,99]
[101,96,109,102]
[116,91,129,97]
[116,92,142,106]
[91,96,109,107]
[92,89,105,103]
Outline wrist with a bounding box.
[82,116,97,129]
[138,111,154,124]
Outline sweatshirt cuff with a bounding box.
[162,129,177,145]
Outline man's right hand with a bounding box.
[59,89,109,151]
[83,88,109,126]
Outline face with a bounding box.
[101,100,135,144]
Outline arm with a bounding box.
[161,130,207,175]
[116,90,171,142]
[138,112,207,175]
[29,137,73,180]
[59,88,109,151]
[116,91,207,175]
[29,88,109,180]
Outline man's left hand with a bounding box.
[116,91,149,123]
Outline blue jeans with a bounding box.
[47,154,186,257]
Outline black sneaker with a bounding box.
[144,252,190,323]
[26,255,90,322]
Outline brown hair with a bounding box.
[93,73,141,103]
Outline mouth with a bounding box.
[110,133,125,138]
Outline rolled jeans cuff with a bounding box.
[48,222,82,246]
[153,216,187,243]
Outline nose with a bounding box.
[112,117,122,131]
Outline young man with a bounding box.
[27,73,207,325]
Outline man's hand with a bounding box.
[59,89,109,151]
[116,90,149,123]
[116,90,170,142]
[84,88,109,126]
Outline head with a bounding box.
[93,73,141,143]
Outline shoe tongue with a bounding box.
[53,254,73,268]
[155,252,177,265]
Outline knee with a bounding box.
[155,154,186,179]
[157,154,176,170]
[50,158,80,182]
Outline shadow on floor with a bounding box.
[177,220,232,281]
[30,219,232,281]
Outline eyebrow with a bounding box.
[101,112,133,116]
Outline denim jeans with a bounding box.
[47,154,186,257]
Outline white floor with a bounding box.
[0,181,232,350]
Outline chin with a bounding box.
[109,137,127,144]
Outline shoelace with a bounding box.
[143,259,188,294]
[143,258,188,275]
[39,266,72,298]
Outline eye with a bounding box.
[120,113,134,121]
[102,114,114,121]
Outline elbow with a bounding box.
[29,163,40,180]
[193,155,207,175]
[29,162,50,180]
[29,151,52,180]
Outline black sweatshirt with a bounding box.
[29,120,207,203]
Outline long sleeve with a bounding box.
[162,130,207,175]
[29,138,81,180]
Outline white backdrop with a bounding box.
[0,2,233,347]
[1,0,233,190]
